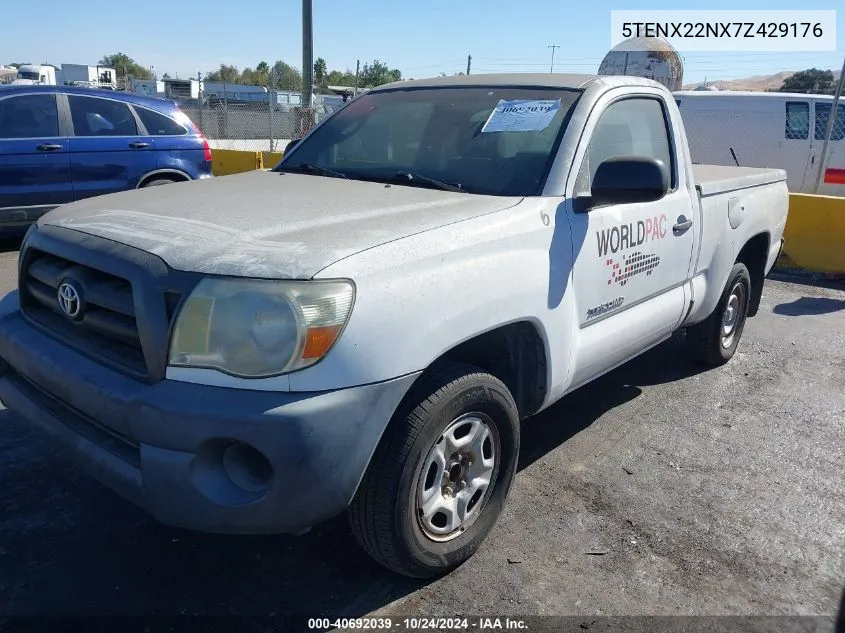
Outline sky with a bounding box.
[2,0,843,86]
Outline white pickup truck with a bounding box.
[0,74,788,578]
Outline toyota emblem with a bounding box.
[57,281,82,319]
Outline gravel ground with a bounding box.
[0,238,842,625]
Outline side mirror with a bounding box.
[284,138,301,155]
[588,156,669,209]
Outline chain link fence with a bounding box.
[175,79,347,153]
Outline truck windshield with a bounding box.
[278,86,582,196]
[18,71,39,80]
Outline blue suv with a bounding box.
[0,85,213,234]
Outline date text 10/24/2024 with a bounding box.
[307,617,529,630]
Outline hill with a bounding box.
[682,69,842,92]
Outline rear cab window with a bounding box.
[134,106,188,136]
[68,95,138,136]
[0,94,60,138]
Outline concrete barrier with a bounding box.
[211,149,284,176]
[261,151,284,169]
[778,193,845,274]
[211,149,263,176]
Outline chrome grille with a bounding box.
[20,249,147,376]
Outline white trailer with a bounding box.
[11,64,59,85]
[128,78,165,97]
[675,91,845,196]
[61,64,116,89]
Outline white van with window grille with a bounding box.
[674,91,845,196]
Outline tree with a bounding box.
[780,68,836,94]
[326,68,356,87]
[205,63,241,84]
[357,59,401,88]
[255,61,270,85]
[99,52,151,80]
[271,60,302,91]
[314,57,328,87]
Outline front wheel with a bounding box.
[348,363,520,578]
[686,262,752,366]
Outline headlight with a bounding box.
[168,277,355,378]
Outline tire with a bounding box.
[686,262,752,366]
[141,178,177,187]
[348,363,520,578]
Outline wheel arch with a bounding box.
[396,320,550,421]
[137,169,192,188]
[735,231,770,318]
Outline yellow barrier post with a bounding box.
[260,152,284,169]
[779,193,845,274]
[211,149,263,176]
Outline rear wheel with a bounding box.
[686,262,752,366]
[348,363,520,578]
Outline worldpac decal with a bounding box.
[596,215,667,257]
[607,252,661,285]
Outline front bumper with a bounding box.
[0,291,419,534]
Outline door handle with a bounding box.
[673,217,693,233]
[36,143,62,151]
[129,142,150,149]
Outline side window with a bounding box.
[785,101,809,140]
[575,97,674,196]
[135,107,188,136]
[814,103,845,141]
[68,95,138,136]
[0,94,60,138]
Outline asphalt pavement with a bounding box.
[0,237,842,622]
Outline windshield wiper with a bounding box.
[394,171,464,193]
[292,163,350,179]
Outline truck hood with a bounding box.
[40,170,523,279]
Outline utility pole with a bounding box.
[812,54,845,194]
[466,54,472,75]
[300,0,314,138]
[548,45,560,73]
[302,0,314,109]
[354,59,360,97]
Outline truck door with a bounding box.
[565,92,696,387]
[67,93,157,200]
[780,100,815,192]
[0,92,72,224]
[811,100,845,196]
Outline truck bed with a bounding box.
[693,164,787,197]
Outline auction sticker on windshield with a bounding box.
[481,99,561,133]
